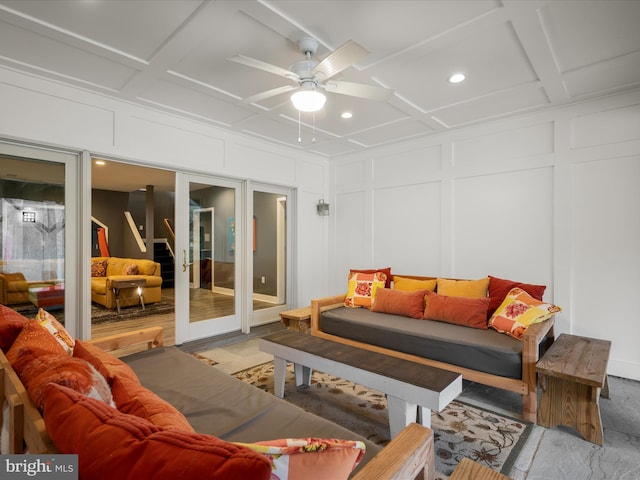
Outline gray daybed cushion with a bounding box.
[122,346,382,466]
[320,306,523,378]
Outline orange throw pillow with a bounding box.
[424,291,490,329]
[112,375,195,432]
[0,305,28,351]
[371,288,426,319]
[73,339,140,385]
[6,320,67,366]
[18,353,112,409]
[44,384,272,480]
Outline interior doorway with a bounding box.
[89,158,176,341]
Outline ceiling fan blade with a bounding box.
[322,81,394,101]
[229,54,298,80]
[313,40,369,79]
[240,85,297,105]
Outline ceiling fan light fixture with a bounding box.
[291,89,326,112]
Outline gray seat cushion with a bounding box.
[123,346,382,466]
[321,307,523,378]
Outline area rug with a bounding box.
[231,361,532,479]
[90,300,174,324]
[12,300,174,325]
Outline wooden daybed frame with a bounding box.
[311,275,556,423]
[1,326,435,480]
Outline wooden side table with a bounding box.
[536,333,611,445]
[449,457,512,480]
[279,306,311,333]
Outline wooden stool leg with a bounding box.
[538,374,604,446]
[576,384,603,446]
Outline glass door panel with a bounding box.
[0,146,74,333]
[175,173,241,343]
[251,186,291,326]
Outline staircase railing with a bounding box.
[163,218,175,242]
[124,211,146,253]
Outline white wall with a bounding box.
[330,89,640,381]
[0,66,330,309]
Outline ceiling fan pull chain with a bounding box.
[312,112,316,143]
[298,110,302,143]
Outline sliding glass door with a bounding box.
[175,173,242,343]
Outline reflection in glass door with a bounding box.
[0,144,77,335]
[175,173,241,343]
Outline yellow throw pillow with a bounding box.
[393,276,437,292]
[437,277,489,299]
[489,287,561,339]
[345,272,386,308]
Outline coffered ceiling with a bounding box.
[0,0,639,157]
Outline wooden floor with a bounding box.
[91,287,278,352]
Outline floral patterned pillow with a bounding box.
[344,272,386,308]
[37,308,75,354]
[488,287,561,339]
[233,437,366,480]
[91,259,107,277]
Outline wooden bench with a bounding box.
[449,458,512,480]
[536,333,611,445]
[279,306,311,332]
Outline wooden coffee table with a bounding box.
[260,330,462,439]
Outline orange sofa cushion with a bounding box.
[371,288,426,319]
[73,339,140,385]
[424,291,490,330]
[0,304,28,351]
[44,384,272,480]
[112,375,195,432]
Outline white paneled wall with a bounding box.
[331,90,640,381]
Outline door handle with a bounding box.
[182,250,193,272]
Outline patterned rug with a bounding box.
[13,300,174,325]
[232,361,532,479]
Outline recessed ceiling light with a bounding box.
[341,112,353,119]
[448,73,466,84]
[95,160,105,166]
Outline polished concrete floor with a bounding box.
[187,326,640,480]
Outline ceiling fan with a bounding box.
[229,37,393,112]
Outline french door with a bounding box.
[175,173,243,343]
